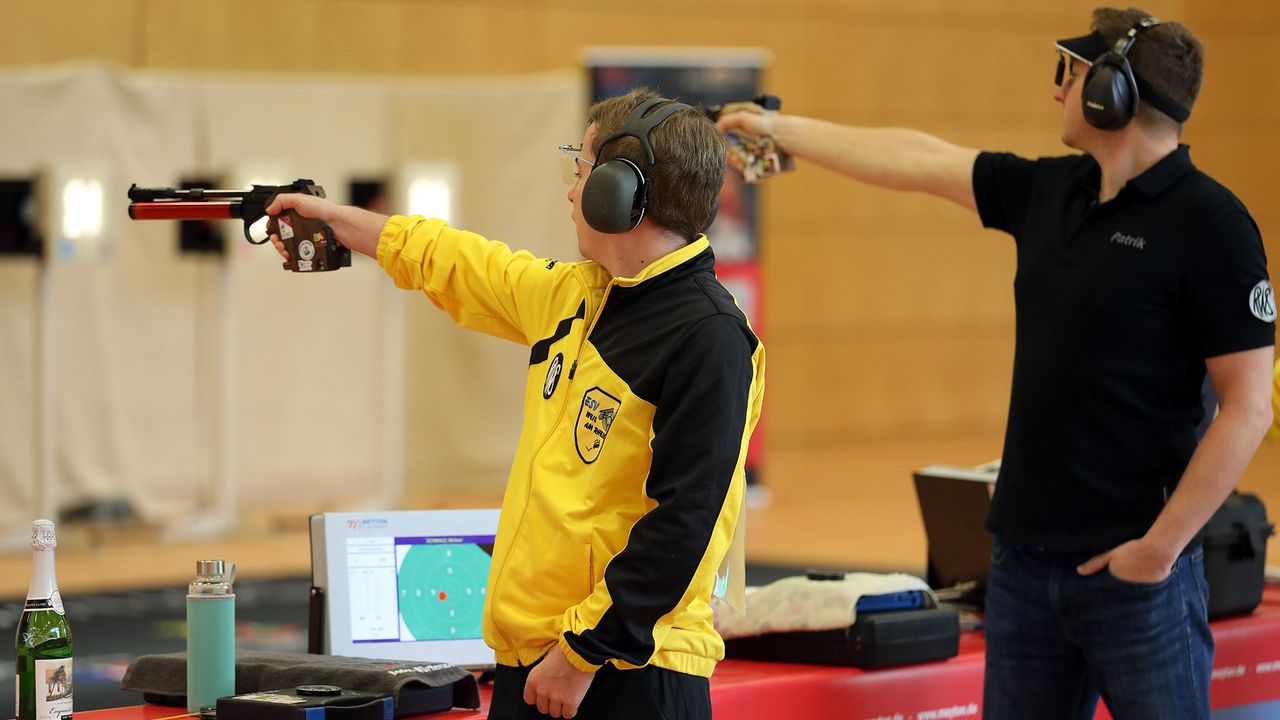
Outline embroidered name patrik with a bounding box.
[1109,231,1146,250]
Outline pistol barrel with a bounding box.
[128,202,240,221]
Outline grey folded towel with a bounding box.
[120,651,480,713]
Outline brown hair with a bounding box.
[1091,7,1204,128]
[586,87,725,242]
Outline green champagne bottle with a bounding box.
[14,519,73,720]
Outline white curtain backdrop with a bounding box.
[0,63,584,546]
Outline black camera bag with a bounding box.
[1200,491,1275,619]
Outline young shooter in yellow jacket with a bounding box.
[267,88,765,720]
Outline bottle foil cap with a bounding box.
[31,519,56,550]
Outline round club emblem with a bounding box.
[298,239,316,261]
[543,353,564,399]
[1249,280,1276,322]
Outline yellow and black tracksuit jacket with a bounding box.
[377,216,765,677]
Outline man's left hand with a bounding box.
[1076,538,1176,583]
[523,644,596,719]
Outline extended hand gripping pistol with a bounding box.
[127,179,350,272]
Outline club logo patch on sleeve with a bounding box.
[543,353,564,399]
[576,387,621,464]
[1250,280,1276,322]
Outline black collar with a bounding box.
[1128,144,1194,197]
[1077,144,1193,201]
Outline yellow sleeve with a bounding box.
[377,215,573,345]
[1268,359,1280,442]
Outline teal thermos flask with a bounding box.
[186,559,235,713]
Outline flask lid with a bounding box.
[31,519,56,551]
[196,559,226,577]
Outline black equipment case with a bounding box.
[1201,491,1275,619]
[217,687,393,720]
[723,607,960,669]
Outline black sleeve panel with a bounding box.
[973,151,1038,236]
[564,314,756,666]
[1186,201,1275,357]
[529,301,586,365]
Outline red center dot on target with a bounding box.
[438,591,447,601]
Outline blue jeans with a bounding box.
[983,539,1213,720]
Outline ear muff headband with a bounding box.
[581,98,693,234]
[1080,18,1190,129]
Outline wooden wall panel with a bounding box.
[762,223,1014,333]
[142,0,407,74]
[0,0,139,67]
[764,329,1014,446]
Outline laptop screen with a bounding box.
[310,509,500,669]
[912,464,998,604]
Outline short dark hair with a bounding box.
[1091,7,1204,127]
[586,88,725,242]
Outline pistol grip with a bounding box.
[270,210,348,272]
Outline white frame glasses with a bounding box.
[558,144,594,184]
[1054,51,1092,87]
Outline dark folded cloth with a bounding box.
[120,651,480,714]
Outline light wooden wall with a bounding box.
[3,0,1275,459]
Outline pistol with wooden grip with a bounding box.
[127,179,351,272]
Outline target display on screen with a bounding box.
[395,537,493,641]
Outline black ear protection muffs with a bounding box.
[581,97,692,234]
[1079,17,1191,130]
[1080,18,1159,129]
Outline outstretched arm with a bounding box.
[716,112,980,212]
[266,194,583,347]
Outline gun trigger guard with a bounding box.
[245,218,268,245]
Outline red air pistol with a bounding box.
[127,179,350,272]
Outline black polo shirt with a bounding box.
[974,145,1274,553]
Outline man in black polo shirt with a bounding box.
[719,7,1273,720]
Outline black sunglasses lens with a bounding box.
[1055,56,1065,85]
